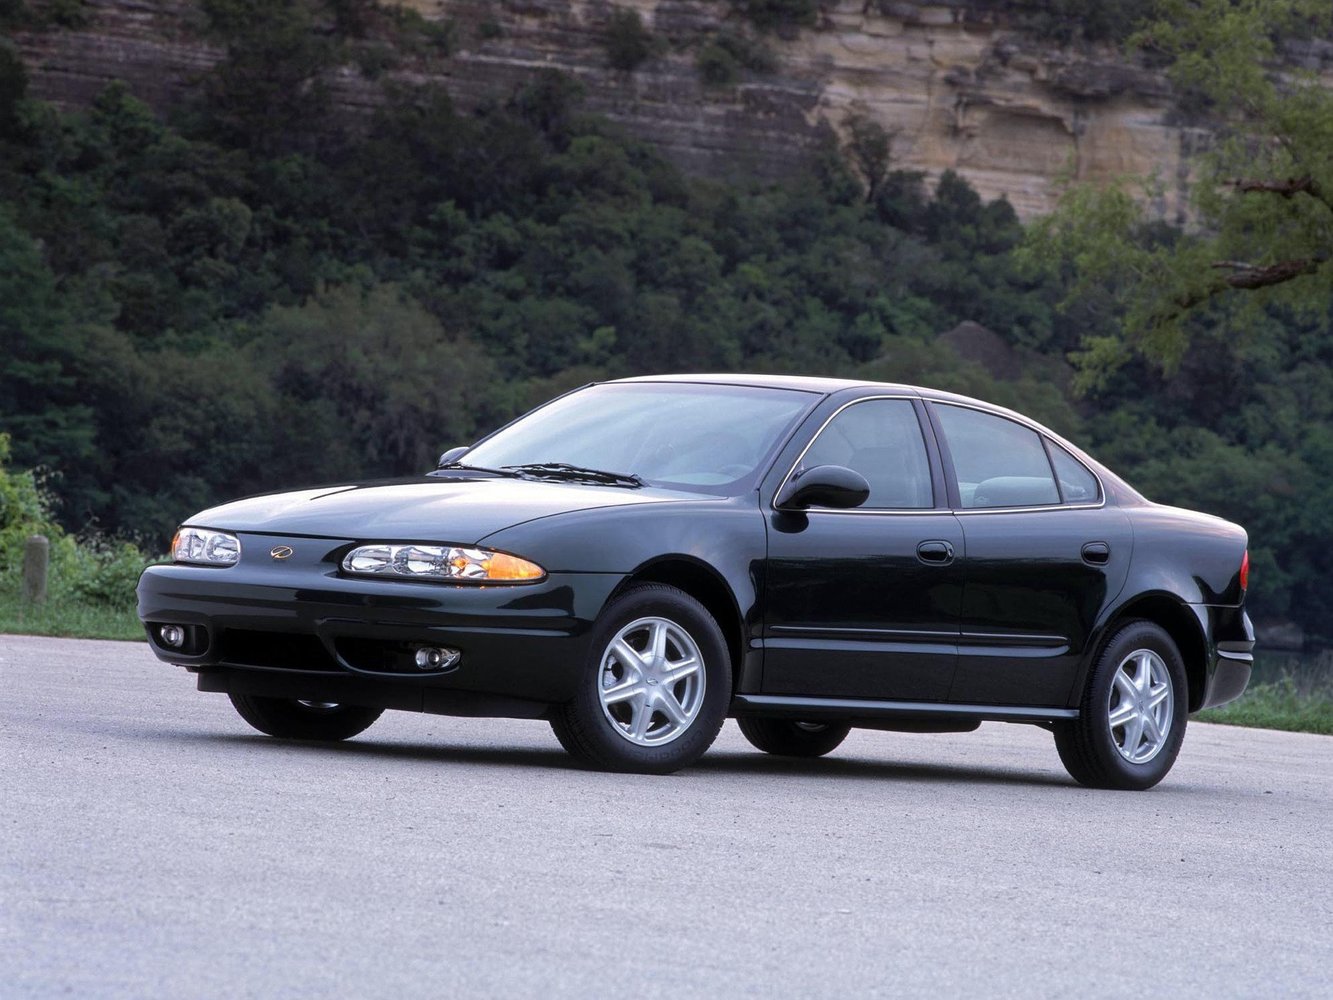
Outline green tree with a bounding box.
[603,8,658,72]
[194,0,342,153]
[254,284,500,479]
[1023,0,1333,383]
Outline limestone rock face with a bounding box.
[3,1,1250,219]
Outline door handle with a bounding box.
[1081,541,1110,565]
[916,540,955,565]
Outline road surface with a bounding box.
[2,634,1329,998]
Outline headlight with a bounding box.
[341,544,545,583]
[172,527,241,566]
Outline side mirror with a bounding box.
[775,465,870,510]
[437,445,469,468]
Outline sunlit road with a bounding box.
[2,634,1329,998]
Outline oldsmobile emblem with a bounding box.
[269,545,294,561]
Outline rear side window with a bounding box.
[1049,443,1101,504]
[800,399,934,509]
[934,404,1058,509]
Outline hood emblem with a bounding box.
[269,545,294,561]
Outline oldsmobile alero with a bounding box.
[137,374,1254,789]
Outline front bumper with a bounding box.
[137,538,623,707]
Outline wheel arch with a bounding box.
[1092,594,1210,712]
[607,556,745,692]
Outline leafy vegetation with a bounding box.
[986,0,1157,44]
[0,433,151,634]
[604,8,659,72]
[1024,0,1333,382]
[732,0,818,33]
[696,28,777,86]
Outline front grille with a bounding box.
[218,629,340,672]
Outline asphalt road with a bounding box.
[2,634,1330,999]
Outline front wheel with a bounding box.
[550,583,731,774]
[1054,621,1188,790]
[737,717,851,758]
[228,693,384,742]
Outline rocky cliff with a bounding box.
[7,1,1227,219]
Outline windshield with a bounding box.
[458,382,817,495]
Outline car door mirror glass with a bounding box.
[776,465,871,510]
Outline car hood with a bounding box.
[187,476,706,543]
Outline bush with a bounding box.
[0,433,65,576]
[696,29,775,87]
[0,433,148,609]
[43,0,91,30]
[604,8,657,72]
[732,0,817,33]
[696,41,739,87]
[68,539,150,608]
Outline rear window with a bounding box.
[934,404,1059,509]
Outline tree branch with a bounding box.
[1233,175,1315,196]
[1211,257,1323,289]
[1231,175,1333,213]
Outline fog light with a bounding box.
[159,625,186,648]
[414,646,460,671]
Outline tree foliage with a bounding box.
[1023,0,1333,383]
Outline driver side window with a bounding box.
[801,399,934,509]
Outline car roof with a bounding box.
[609,373,919,394]
[609,374,1040,431]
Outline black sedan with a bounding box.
[138,375,1253,789]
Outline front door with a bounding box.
[761,397,964,701]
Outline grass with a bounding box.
[0,594,144,641]
[1197,674,1333,736]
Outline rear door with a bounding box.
[928,402,1131,706]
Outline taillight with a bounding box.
[1239,550,1249,592]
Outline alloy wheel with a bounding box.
[1107,649,1174,764]
[598,616,706,747]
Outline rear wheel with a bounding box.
[737,717,851,758]
[551,583,731,774]
[1054,621,1187,790]
[227,693,383,741]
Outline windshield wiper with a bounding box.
[435,462,520,477]
[502,463,645,488]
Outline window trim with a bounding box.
[925,400,1106,515]
[772,395,949,516]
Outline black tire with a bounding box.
[1054,621,1188,791]
[737,717,851,758]
[550,583,731,774]
[227,693,383,742]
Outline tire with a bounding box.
[228,693,383,742]
[1053,621,1188,791]
[737,717,851,758]
[550,583,731,774]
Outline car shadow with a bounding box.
[695,750,1074,788]
[163,729,1076,788]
